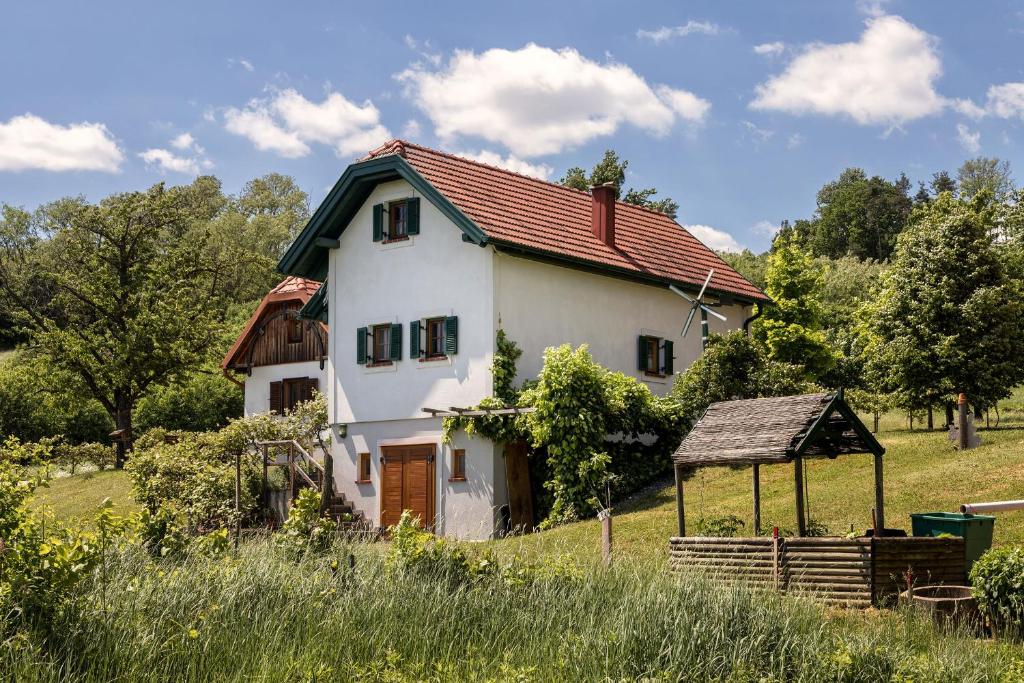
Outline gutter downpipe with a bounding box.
[742,302,765,336]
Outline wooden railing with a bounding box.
[257,439,330,501]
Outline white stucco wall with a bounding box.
[331,419,505,540]
[243,360,328,416]
[492,250,752,394]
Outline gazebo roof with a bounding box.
[672,392,884,469]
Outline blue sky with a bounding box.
[2,0,1023,253]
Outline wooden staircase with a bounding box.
[258,439,370,530]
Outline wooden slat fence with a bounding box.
[669,536,965,607]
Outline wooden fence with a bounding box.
[669,536,966,607]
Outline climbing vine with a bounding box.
[445,333,686,528]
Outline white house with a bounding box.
[277,140,767,539]
[221,276,329,416]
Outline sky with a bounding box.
[2,0,1023,253]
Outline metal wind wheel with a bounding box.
[669,269,727,337]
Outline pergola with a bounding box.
[671,391,886,537]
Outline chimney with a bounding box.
[590,182,616,248]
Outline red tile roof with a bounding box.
[221,276,323,370]
[364,140,766,302]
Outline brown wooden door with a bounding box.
[380,444,435,529]
[504,440,534,531]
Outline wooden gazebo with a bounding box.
[672,391,886,537]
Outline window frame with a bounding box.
[282,377,308,412]
[356,452,372,483]
[287,316,303,344]
[370,323,393,366]
[386,200,409,242]
[643,336,663,378]
[449,448,467,482]
[424,317,447,360]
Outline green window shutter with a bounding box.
[444,316,458,355]
[372,204,384,242]
[407,197,420,235]
[356,327,368,364]
[390,322,403,361]
[637,336,648,372]
[663,340,674,376]
[410,319,422,358]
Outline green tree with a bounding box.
[560,150,679,218]
[866,192,1024,412]
[754,235,834,380]
[808,168,912,261]
[716,249,769,291]
[0,181,238,461]
[957,157,1014,203]
[930,170,957,197]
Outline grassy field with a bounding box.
[29,469,140,521]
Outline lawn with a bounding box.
[496,421,1024,566]
[29,469,140,521]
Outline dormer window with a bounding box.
[287,316,303,344]
[372,198,420,243]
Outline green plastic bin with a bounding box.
[910,512,995,572]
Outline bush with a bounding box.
[389,510,471,580]
[277,488,336,558]
[135,371,243,434]
[693,515,745,537]
[55,441,116,474]
[971,546,1024,632]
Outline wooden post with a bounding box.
[772,527,780,592]
[752,464,761,536]
[600,511,612,567]
[234,451,241,550]
[288,448,296,504]
[958,393,969,451]
[793,455,806,537]
[674,464,686,537]
[320,450,334,515]
[261,444,269,514]
[873,453,885,533]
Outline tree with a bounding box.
[867,192,1024,412]
[958,157,1014,203]
[930,170,957,197]
[560,150,678,218]
[0,181,240,462]
[754,234,834,380]
[808,168,912,261]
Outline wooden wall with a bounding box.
[668,536,966,608]
[241,303,327,369]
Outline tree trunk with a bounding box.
[927,407,933,431]
[974,405,983,420]
[113,397,134,469]
[945,402,954,428]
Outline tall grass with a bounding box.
[5,538,1023,682]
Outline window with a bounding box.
[450,448,466,481]
[271,377,318,413]
[388,201,408,241]
[372,324,391,365]
[287,316,303,344]
[357,452,371,483]
[638,335,674,377]
[425,318,446,359]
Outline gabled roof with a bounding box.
[221,276,323,370]
[278,140,767,303]
[672,392,884,469]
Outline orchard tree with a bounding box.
[560,150,679,218]
[754,234,834,380]
[866,191,1024,413]
[0,181,241,462]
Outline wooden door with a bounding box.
[380,444,436,529]
[504,441,534,531]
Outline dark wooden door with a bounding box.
[381,445,435,529]
[504,441,534,531]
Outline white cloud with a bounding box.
[956,123,981,153]
[402,119,422,138]
[753,41,785,57]
[685,224,744,252]
[0,113,123,172]
[750,15,945,127]
[228,57,254,72]
[397,44,710,157]
[459,149,553,180]
[787,132,805,149]
[752,219,780,237]
[224,88,390,158]
[170,132,205,154]
[138,148,202,175]
[740,120,774,146]
[986,82,1024,119]
[636,21,723,44]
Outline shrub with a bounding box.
[55,441,116,474]
[971,546,1024,632]
[135,371,243,434]
[277,488,336,558]
[389,509,470,580]
[693,515,745,537]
